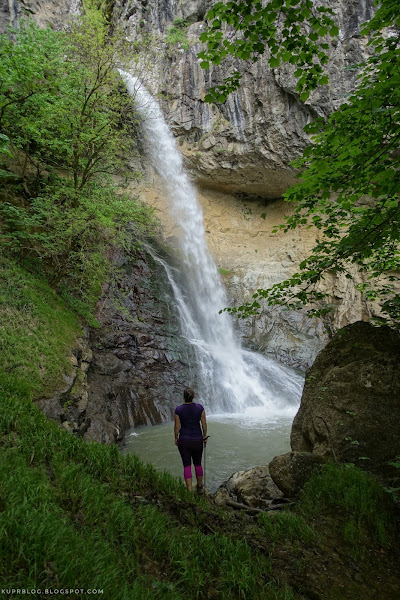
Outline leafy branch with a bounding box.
[198,0,338,103]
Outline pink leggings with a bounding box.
[178,439,204,480]
[184,465,203,480]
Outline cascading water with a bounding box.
[120,71,303,418]
[69,0,81,15]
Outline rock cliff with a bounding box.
[2,0,375,181]
[1,0,381,372]
[37,246,195,443]
[116,0,373,193]
[116,0,379,368]
[0,0,77,32]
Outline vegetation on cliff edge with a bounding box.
[0,2,155,323]
[200,0,400,328]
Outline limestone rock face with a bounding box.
[116,0,375,196]
[3,0,375,202]
[214,465,283,509]
[0,0,77,32]
[141,178,376,369]
[291,322,400,481]
[268,451,326,497]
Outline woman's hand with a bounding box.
[174,414,180,446]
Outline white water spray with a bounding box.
[69,0,81,15]
[120,71,303,418]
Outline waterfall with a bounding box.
[120,71,303,418]
[69,0,81,15]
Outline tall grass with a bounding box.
[0,257,294,599]
[0,256,81,396]
[257,511,316,545]
[299,463,397,549]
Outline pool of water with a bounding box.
[123,408,296,492]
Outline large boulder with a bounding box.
[268,451,326,498]
[291,322,400,481]
[213,465,283,509]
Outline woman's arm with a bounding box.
[200,410,207,441]
[174,414,180,446]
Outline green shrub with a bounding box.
[166,19,189,51]
[0,15,156,320]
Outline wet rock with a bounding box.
[36,245,194,445]
[214,465,283,509]
[84,245,194,443]
[213,487,231,507]
[291,322,400,482]
[268,452,326,498]
[94,354,132,375]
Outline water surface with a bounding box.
[123,411,295,492]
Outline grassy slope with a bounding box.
[0,257,399,599]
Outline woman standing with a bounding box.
[174,387,207,493]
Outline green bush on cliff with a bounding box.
[166,18,189,51]
[1,176,154,323]
[0,4,155,320]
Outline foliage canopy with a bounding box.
[198,0,338,103]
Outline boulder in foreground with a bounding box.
[268,451,326,498]
[291,321,400,482]
[213,465,283,508]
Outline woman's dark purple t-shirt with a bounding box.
[175,403,204,441]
